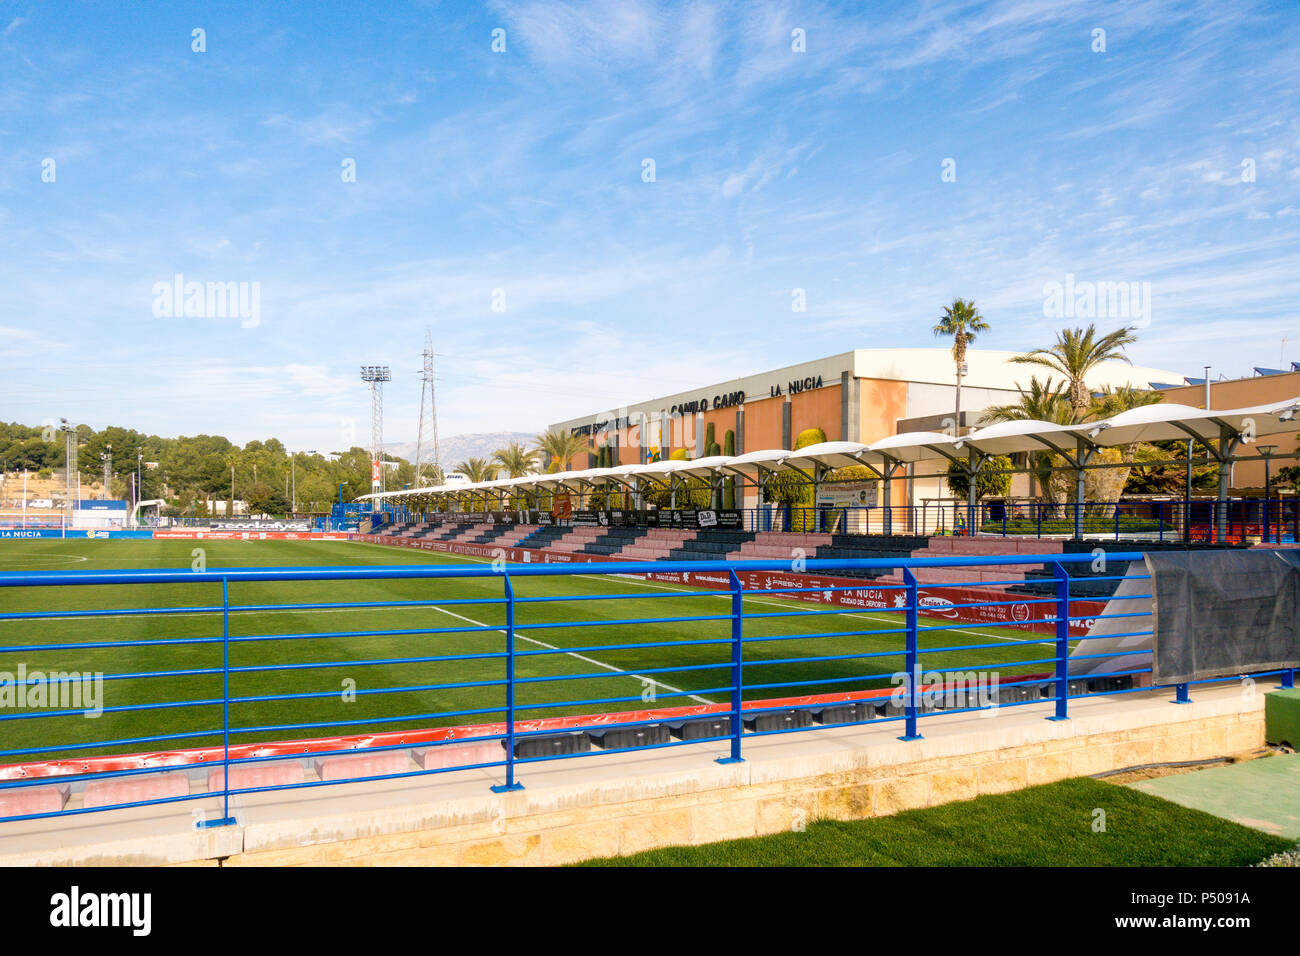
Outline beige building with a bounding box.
[551,347,1188,510]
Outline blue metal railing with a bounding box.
[0,553,1293,828]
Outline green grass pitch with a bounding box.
[576,778,1296,867]
[0,538,1058,765]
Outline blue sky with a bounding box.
[2,0,1298,452]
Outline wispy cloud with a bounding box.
[0,0,1297,448]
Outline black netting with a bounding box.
[1147,549,1300,684]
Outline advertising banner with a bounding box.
[210,519,312,531]
[153,530,348,540]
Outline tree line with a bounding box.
[0,421,425,516]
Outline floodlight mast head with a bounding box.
[360,366,392,498]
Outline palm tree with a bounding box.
[979,375,1073,427]
[932,299,990,434]
[1010,324,1138,422]
[1091,383,1163,419]
[1087,384,1165,503]
[980,376,1072,501]
[493,441,539,478]
[457,457,496,483]
[533,430,587,472]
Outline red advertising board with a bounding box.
[153,530,349,540]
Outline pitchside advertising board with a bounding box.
[209,519,313,531]
[0,528,153,539]
[153,530,348,540]
[570,509,743,529]
[353,533,1104,635]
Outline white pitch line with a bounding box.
[418,601,714,706]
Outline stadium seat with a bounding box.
[743,708,814,733]
[587,724,671,750]
[312,749,411,782]
[667,716,731,740]
[503,732,591,759]
[0,782,71,817]
[811,703,874,725]
[412,741,502,770]
[82,771,190,809]
[206,760,306,793]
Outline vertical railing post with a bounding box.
[491,573,524,792]
[1048,562,1070,721]
[222,576,230,821]
[199,576,235,828]
[717,569,745,765]
[1036,501,1042,539]
[899,567,922,741]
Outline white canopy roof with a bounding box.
[717,448,796,478]
[781,441,879,472]
[356,393,1300,501]
[956,419,1081,457]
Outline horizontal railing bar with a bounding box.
[513,613,735,631]
[229,597,508,613]
[0,605,222,622]
[513,636,731,658]
[0,553,1150,587]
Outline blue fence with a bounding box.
[0,554,1294,827]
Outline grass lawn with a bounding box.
[576,777,1297,867]
[0,537,1060,766]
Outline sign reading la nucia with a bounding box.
[667,374,825,417]
[572,375,827,435]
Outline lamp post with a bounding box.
[61,418,74,525]
[1260,445,1277,543]
[100,444,112,502]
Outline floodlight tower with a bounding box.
[360,365,391,497]
[100,444,112,500]
[414,328,441,487]
[61,418,77,520]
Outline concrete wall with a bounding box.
[0,682,1265,867]
[221,688,1267,867]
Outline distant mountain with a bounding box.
[384,431,536,469]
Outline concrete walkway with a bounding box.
[1128,753,1300,840]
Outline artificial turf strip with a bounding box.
[575,778,1296,867]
